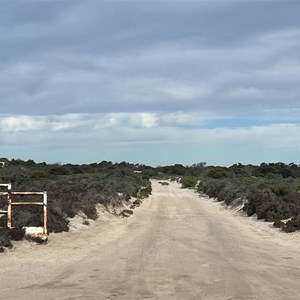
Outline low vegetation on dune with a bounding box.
[197,163,300,233]
[1,159,299,251]
[0,159,151,250]
[142,161,300,233]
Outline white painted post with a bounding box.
[7,184,12,228]
[43,192,48,235]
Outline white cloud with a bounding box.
[1,112,299,165]
[1,113,300,150]
[137,113,158,128]
[0,114,91,133]
[0,115,46,132]
[50,114,90,131]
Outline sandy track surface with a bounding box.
[0,180,299,300]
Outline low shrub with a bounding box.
[159,181,169,186]
[198,180,226,198]
[9,227,25,241]
[133,199,141,206]
[206,167,228,179]
[181,176,198,188]
[199,172,300,231]
[48,166,70,176]
[82,220,90,226]
[30,170,48,179]
[48,212,70,233]
[120,209,133,217]
[273,220,285,228]
[139,183,152,198]
[0,228,12,249]
[82,204,98,220]
[282,216,300,233]
[243,189,293,221]
[216,184,245,205]
[271,185,289,196]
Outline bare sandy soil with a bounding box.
[0,180,299,300]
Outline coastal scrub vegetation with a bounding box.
[0,159,151,249]
[138,161,300,233]
[1,159,300,251]
[197,163,300,233]
[180,175,198,188]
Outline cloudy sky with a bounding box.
[1,0,300,166]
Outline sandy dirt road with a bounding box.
[0,180,299,300]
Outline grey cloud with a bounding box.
[1,1,300,115]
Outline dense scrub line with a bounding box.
[198,178,300,232]
[142,162,300,233]
[0,159,152,251]
[1,159,300,251]
[182,163,300,233]
[135,161,300,233]
[155,163,300,233]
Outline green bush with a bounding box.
[82,204,98,220]
[0,228,12,249]
[271,185,289,196]
[181,176,198,188]
[9,227,25,241]
[282,217,300,233]
[273,220,285,228]
[198,180,226,198]
[49,166,70,176]
[206,167,228,179]
[139,182,152,198]
[30,170,48,179]
[217,185,244,205]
